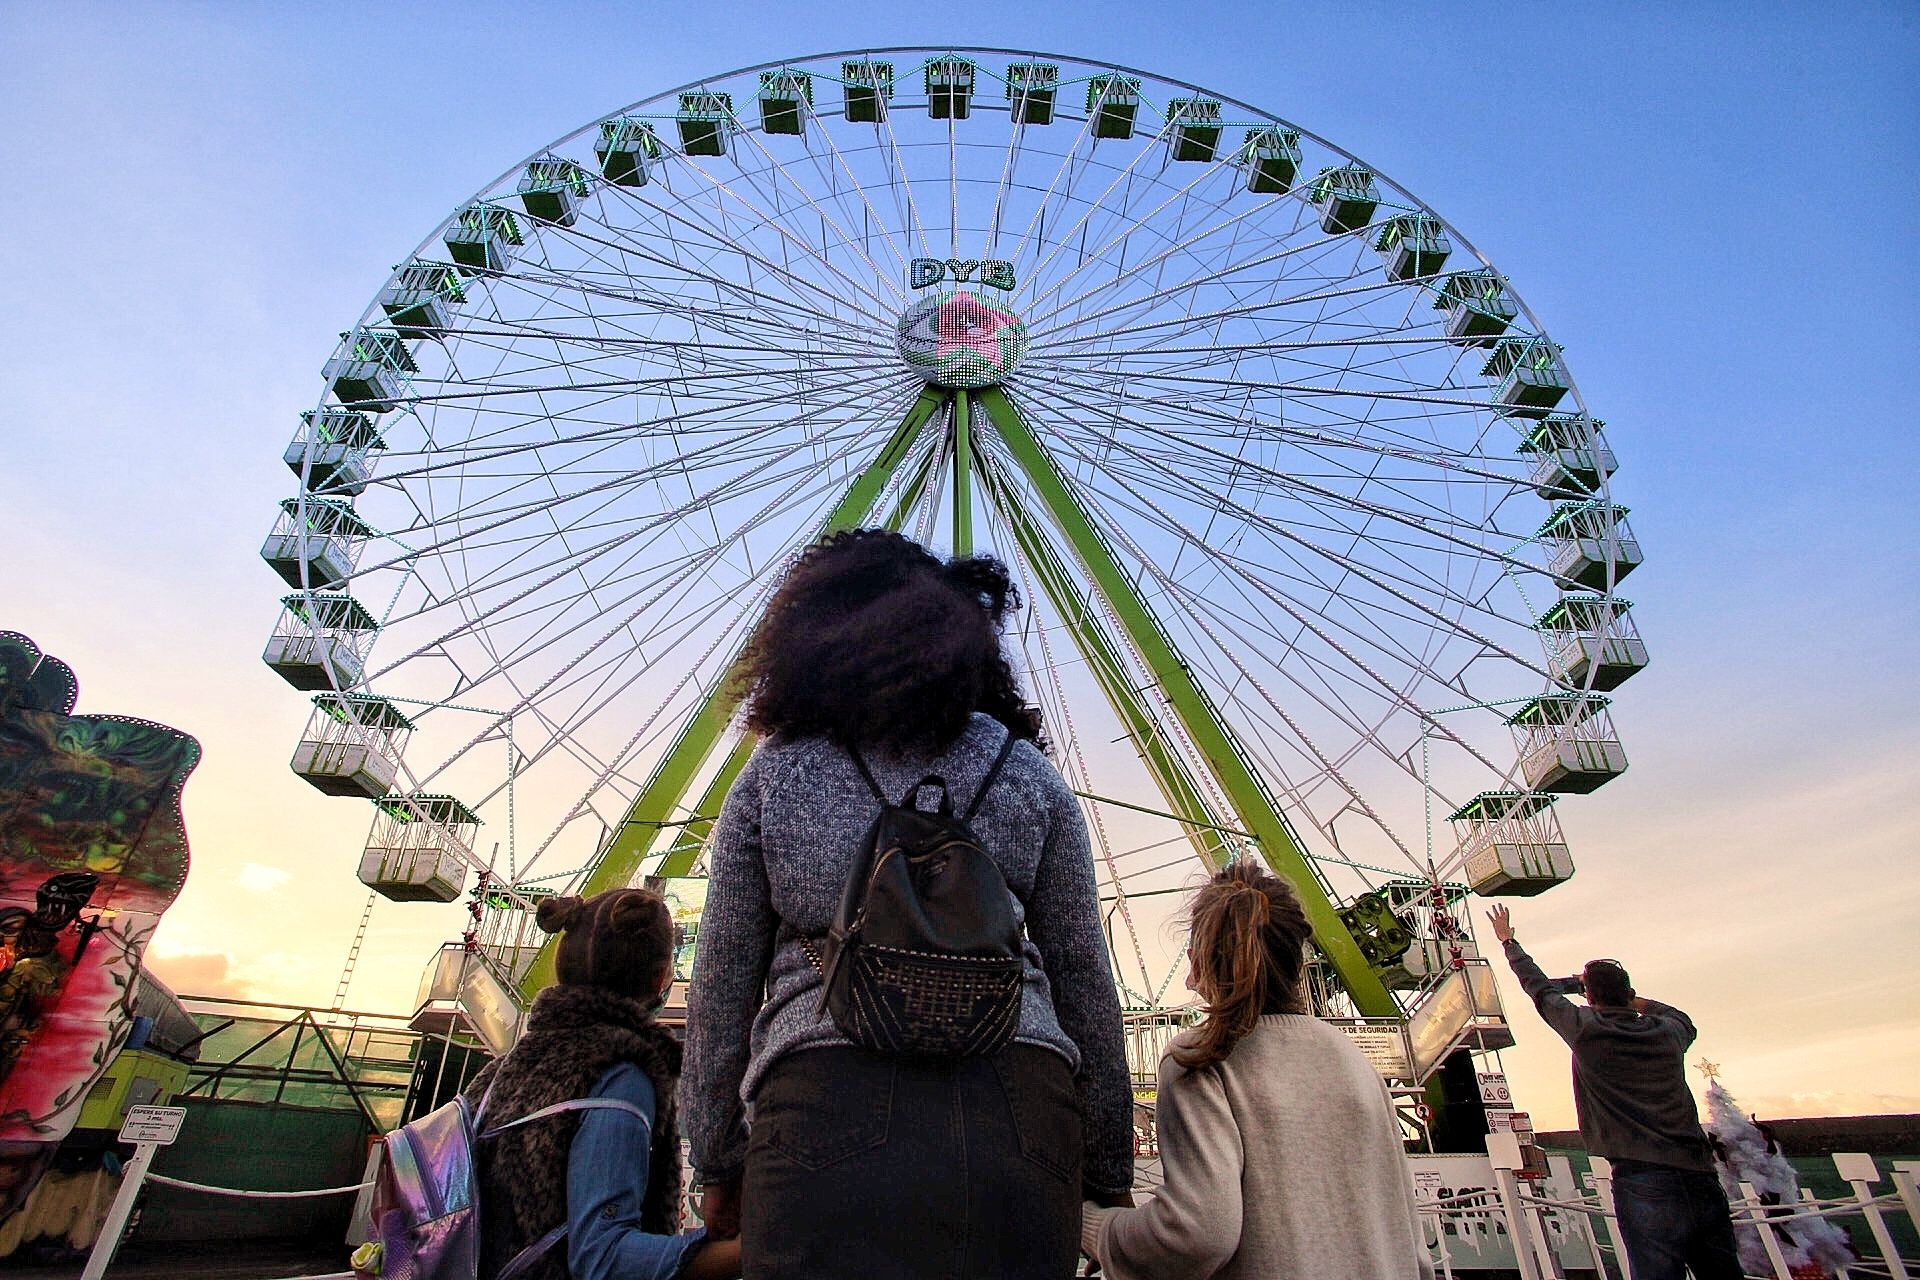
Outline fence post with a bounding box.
[1739,1180,1796,1280]
[1892,1163,1920,1247]
[1488,1132,1554,1280]
[80,1142,158,1280]
[1835,1153,1908,1280]
[1588,1156,1634,1280]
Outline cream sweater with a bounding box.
[1087,1015,1435,1280]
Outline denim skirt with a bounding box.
[740,1043,1084,1280]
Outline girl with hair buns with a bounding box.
[465,888,740,1280]
[682,529,1134,1279]
[1080,861,1435,1280]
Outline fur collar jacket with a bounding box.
[468,983,684,1280]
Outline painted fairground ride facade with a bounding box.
[14,44,1654,1267]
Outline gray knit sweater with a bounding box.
[1088,1016,1435,1280]
[680,712,1135,1196]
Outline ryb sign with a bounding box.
[910,257,1016,291]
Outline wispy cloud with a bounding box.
[236,863,291,893]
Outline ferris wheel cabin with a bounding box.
[1242,128,1302,194]
[925,58,975,119]
[1006,62,1060,125]
[290,693,412,798]
[841,60,894,123]
[1482,336,1570,417]
[1538,595,1648,691]
[1310,165,1381,234]
[291,693,414,797]
[677,93,735,156]
[360,794,480,903]
[263,592,376,691]
[1508,693,1627,793]
[1376,214,1453,281]
[1540,501,1644,590]
[595,118,662,186]
[1450,791,1575,896]
[1087,74,1142,140]
[284,408,385,497]
[379,261,468,337]
[1166,98,1225,162]
[1521,414,1618,498]
[518,156,591,227]
[323,328,416,413]
[758,71,813,135]
[444,204,525,275]
[260,497,372,589]
[1436,269,1519,346]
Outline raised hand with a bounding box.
[1485,904,1514,943]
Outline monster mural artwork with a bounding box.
[0,632,199,1215]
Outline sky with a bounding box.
[2,1,1916,1130]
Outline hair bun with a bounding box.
[944,556,1019,621]
[535,895,584,935]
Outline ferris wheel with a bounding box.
[262,48,1646,1078]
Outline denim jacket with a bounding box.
[566,1062,706,1280]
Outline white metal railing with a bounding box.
[1418,1149,1920,1280]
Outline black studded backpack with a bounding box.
[807,730,1026,1058]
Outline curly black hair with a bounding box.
[733,529,1045,753]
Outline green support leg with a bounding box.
[517,387,948,998]
[974,386,1398,1018]
[951,390,974,557]
[979,455,1230,870]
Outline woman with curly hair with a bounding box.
[1079,860,1434,1280]
[682,529,1133,1279]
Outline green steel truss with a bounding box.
[520,382,1397,1018]
[973,387,1397,1017]
[516,388,943,996]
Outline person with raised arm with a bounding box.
[1487,904,1741,1280]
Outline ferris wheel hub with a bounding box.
[894,289,1030,389]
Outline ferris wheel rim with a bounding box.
[335,44,1590,431]
[275,46,1636,1020]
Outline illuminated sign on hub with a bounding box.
[910,257,1016,290]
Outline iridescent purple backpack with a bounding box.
[352,1083,648,1280]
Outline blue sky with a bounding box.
[3,2,1916,1126]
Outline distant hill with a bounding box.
[1540,1114,1920,1155]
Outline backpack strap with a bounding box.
[961,730,1021,822]
[847,743,887,803]
[480,1098,657,1278]
[497,1222,570,1280]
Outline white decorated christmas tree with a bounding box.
[1698,1060,1854,1276]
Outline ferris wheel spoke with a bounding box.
[368,373,908,552]
[1026,361,1517,481]
[1029,224,1398,347]
[1018,107,1187,301]
[537,189,888,333]
[1005,379,1547,674]
[719,120,910,306]
[1024,142,1255,319]
[387,376,922,675]
[1024,189,1360,337]
[994,425,1480,856]
[358,386,907,629]
[622,166,896,324]
[406,409,911,789]
[1016,370,1542,568]
[790,88,917,280]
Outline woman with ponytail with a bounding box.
[1080,861,1435,1280]
[682,529,1133,1278]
